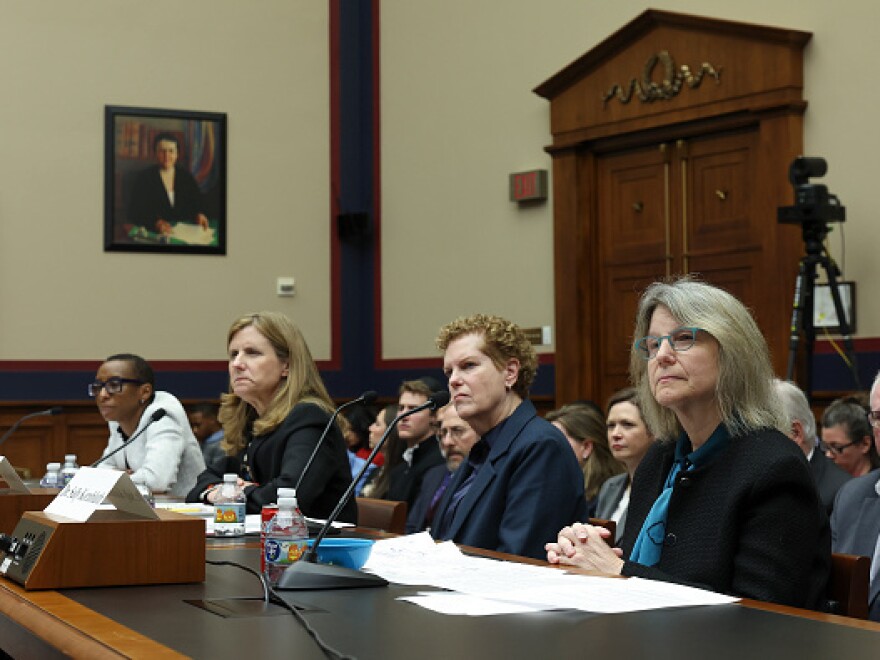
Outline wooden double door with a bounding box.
[597,128,778,402]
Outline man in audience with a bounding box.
[774,379,850,513]
[406,403,478,533]
[188,402,226,470]
[385,377,445,511]
[830,371,880,621]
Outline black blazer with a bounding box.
[386,437,444,508]
[186,402,356,523]
[406,463,451,533]
[620,428,830,609]
[809,449,851,514]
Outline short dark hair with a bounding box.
[105,353,154,387]
[190,402,220,419]
[153,132,180,152]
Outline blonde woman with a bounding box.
[187,312,355,522]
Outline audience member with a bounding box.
[595,387,655,542]
[385,378,445,509]
[547,403,624,517]
[774,379,851,513]
[547,278,829,608]
[407,404,479,533]
[188,402,227,470]
[186,312,355,522]
[91,353,205,497]
[339,412,377,496]
[431,314,586,560]
[830,370,880,621]
[821,396,880,478]
[359,405,403,499]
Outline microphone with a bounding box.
[277,390,450,590]
[0,407,63,449]
[293,391,378,493]
[91,409,167,467]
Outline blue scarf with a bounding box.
[629,423,731,567]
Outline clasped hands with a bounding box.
[545,522,625,575]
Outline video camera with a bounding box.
[778,156,845,226]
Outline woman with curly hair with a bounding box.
[430,313,586,560]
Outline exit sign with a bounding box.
[509,169,548,202]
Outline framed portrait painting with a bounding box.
[104,105,227,254]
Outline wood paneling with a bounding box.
[536,10,810,407]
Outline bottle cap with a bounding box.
[223,473,237,483]
[47,462,61,470]
[278,497,297,507]
[64,454,76,461]
[277,488,297,498]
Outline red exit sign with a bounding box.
[509,169,548,202]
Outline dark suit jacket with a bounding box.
[186,402,356,523]
[620,428,830,609]
[830,469,880,620]
[810,449,851,514]
[595,472,630,542]
[406,463,452,533]
[386,437,444,509]
[128,165,206,225]
[430,400,587,560]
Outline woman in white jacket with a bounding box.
[90,353,205,497]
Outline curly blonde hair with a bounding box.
[436,314,537,398]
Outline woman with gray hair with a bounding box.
[547,277,830,609]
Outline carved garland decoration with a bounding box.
[602,50,722,105]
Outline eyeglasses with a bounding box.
[868,411,880,429]
[634,327,704,359]
[818,439,856,455]
[437,426,469,441]
[87,377,144,397]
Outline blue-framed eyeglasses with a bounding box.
[87,377,144,397]
[634,327,704,359]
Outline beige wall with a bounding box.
[0,1,330,360]
[381,0,877,359]
[1,2,876,366]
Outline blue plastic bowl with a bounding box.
[306,538,374,570]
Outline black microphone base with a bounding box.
[274,560,388,590]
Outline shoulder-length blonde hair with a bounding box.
[219,312,335,454]
[629,277,786,441]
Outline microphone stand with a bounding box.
[91,409,167,467]
[276,391,450,591]
[0,407,63,449]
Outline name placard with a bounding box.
[45,467,158,521]
[0,456,29,493]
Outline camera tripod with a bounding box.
[785,222,860,399]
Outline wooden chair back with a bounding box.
[825,552,870,619]
[356,497,408,534]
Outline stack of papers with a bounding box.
[362,533,739,616]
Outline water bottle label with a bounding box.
[264,538,307,566]
[214,503,246,536]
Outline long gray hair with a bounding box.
[629,277,786,441]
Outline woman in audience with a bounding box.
[92,353,205,497]
[186,312,355,521]
[594,388,655,542]
[546,278,830,608]
[431,314,586,560]
[359,404,403,498]
[546,403,624,517]
[820,396,880,477]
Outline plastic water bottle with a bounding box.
[263,495,308,585]
[213,474,246,537]
[60,454,79,486]
[39,462,62,488]
[260,487,298,573]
